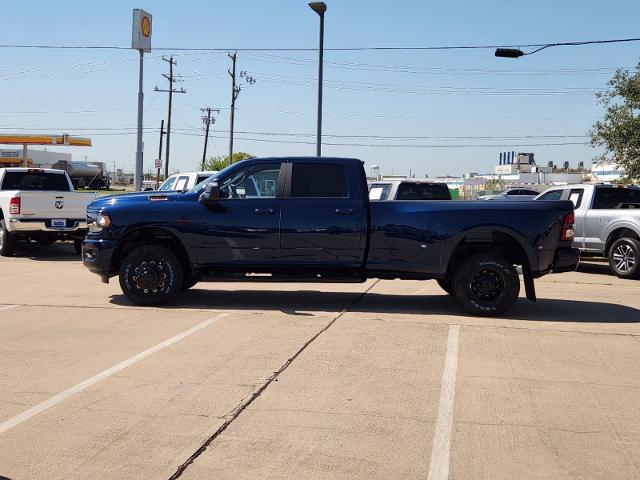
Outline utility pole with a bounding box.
[227,52,255,165]
[156,119,165,189]
[201,107,219,171]
[155,56,185,179]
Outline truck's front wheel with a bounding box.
[608,237,640,279]
[119,245,183,306]
[0,219,16,257]
[453,253,520,317]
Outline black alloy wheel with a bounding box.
[453,253,520,317]
[119,245,183,306]
[608,237,640,279]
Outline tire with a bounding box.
[181,278,198,291]
[437,278,454,295]
[0,219,16,257]
[608,237,640,279]
[74,239,83,256]
[452,253,520,317]
[119,245,183,306]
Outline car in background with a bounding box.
[536,183,640,278]
[156,171,218,192]
[477,188,541,201]
[368,179,452,201]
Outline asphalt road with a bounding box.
[1,242,639,479]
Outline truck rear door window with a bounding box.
[568,189,584,208]
[593,187,640,209]
[291,163,348,198]
[396,182,451,200]
[369,183,391,200]
[174,176,190,191]
[1,171,70,191]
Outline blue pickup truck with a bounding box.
[82,157,578,316]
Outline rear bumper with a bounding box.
[551,247,580,273]
[82,238,118,282]
[8,217,87,233]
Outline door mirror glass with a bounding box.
[199,181,221,204]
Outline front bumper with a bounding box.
[552,247,580,273]
[82,238,118,282]
[8,218,87,233]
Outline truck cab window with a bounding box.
[1,171,70,191]
[159,176,176,191]
[291,163,348,198]
[220,163,280,199]
[537,189,563,201]
[593,187,640,209]
[568,189,584,208]
[369,183,391,200]
[396,182,451,200]
[174,176,190,192]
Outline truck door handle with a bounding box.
[334,208,356,215]
[254,208,275,215]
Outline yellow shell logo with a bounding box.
[141,16,151,37]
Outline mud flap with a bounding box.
[522,264,536,302]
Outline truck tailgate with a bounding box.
[18,191,95,220]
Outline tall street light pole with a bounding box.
[309,2,326,157]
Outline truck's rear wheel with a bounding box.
[608,237,640,279]
[453,253,520,317]
[0,219,16,257]
[119,245,183,306]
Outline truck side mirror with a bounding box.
[199,181,220,205]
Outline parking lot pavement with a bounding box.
[1,246,640,479]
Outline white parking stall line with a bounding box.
[0,304,19,312]
[0,312,229,435]
[427,324,460,480]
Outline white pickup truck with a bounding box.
[536,184,640,278]
[0,168,97,256]
[155,171,218,192]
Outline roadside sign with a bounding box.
[132,9,152,52]
[155,158,162,169]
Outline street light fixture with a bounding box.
[495,48,524,59]
[495,44,556,59]
[309,2,326,157]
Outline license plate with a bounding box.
[51,219,66,228]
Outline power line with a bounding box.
[172,132,588,148]
[0,36,639,52]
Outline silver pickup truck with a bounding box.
[536,184,640,278]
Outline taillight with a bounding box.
[561,211,575,241]
[9,196,20,215]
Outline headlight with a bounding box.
[88,212,111,233]
[96,213,111,228]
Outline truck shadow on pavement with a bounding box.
[10,242,80,261]
[110,286,640,323]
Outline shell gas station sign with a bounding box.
[132,9,152,52]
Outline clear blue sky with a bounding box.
[2,0,640,176]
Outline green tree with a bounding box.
[201,152,255,171]
[590,64,640,181]
[483,178,506,193]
